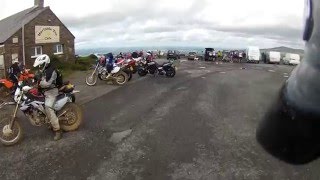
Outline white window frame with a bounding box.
[12,53,18,63]
[54,44,64,55]
[0,55,4,69]
[31,46,43,58]
[12,37,18,44]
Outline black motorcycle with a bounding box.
[138,60,176,78]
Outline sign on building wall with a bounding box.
[35,26,60,44]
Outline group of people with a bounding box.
[221,51,246,63]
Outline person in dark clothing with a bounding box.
[8,59,21,90]
[106,53,114,74]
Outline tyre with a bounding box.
[138,68,148,77]
[114,71,128,85]
[85,71,98,86]
[0,117,22,146]
[165,67,176,78]
[127,72,133,81]
[123,69,133,81]
[59,103,83,132]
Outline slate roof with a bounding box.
[0,6,48,43]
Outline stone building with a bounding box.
[0,0,75,77]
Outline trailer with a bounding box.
[283,53,300,65]
[246,46,260,63]
[267,51,281,64]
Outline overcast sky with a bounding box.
[1,0,305,49]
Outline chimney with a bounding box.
[34,0,44,8]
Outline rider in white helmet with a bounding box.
[33,54,62,141]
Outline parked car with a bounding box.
[188,52,197,60]
[167,50,180,60]
[246,46,260,63]
[266,51,281,64]
[204,48,216,61]
[283,53,300,65]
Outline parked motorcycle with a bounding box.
[116,58,140,81]
[0,81,82,146]
[85,59,128,86]
[138,60,176,78]
[0,69,35,97]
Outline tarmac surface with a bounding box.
[1,60,319,180]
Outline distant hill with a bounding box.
[260,46,304,55]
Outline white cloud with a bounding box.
[0,0,305,49]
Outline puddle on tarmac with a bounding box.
[109,129,133,143]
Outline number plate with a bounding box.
[130,67,134,71]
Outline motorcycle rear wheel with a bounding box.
[138,69,147,77]
[85,71,98,86]
[0,117,22,146]
[59,103,83,132]
[166,67,176,78]
[123,69,133,81]
[114,71,128,85]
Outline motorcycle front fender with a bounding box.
[111,66,121,74]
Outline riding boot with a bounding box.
[53,130,62,141]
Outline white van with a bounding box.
[268,51,281,64]
[283,53,300,65]
[246,46,260,63]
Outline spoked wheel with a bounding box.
[59,103,83,132]
[138,69,147,77]
[114,71,128,85]
[85,71,98,86]
[0,117,22,146]
[166,67,176,78]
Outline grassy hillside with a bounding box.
[261,46,304,55]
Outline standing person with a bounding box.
[33,54,63,141]
[8,59,21,91]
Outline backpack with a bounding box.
[55,69,63,88]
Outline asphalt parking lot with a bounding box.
[1,60,319,180]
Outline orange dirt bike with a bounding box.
[0,69,35,97]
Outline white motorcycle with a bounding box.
[0,82,83,146]
[85,60,128,86]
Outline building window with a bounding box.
[31,46,43,58]
[54,44,64,55]
[0,55,4,69]
[12,53,18,63]
[12,37,18,43]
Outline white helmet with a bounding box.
[33,54,50,68]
